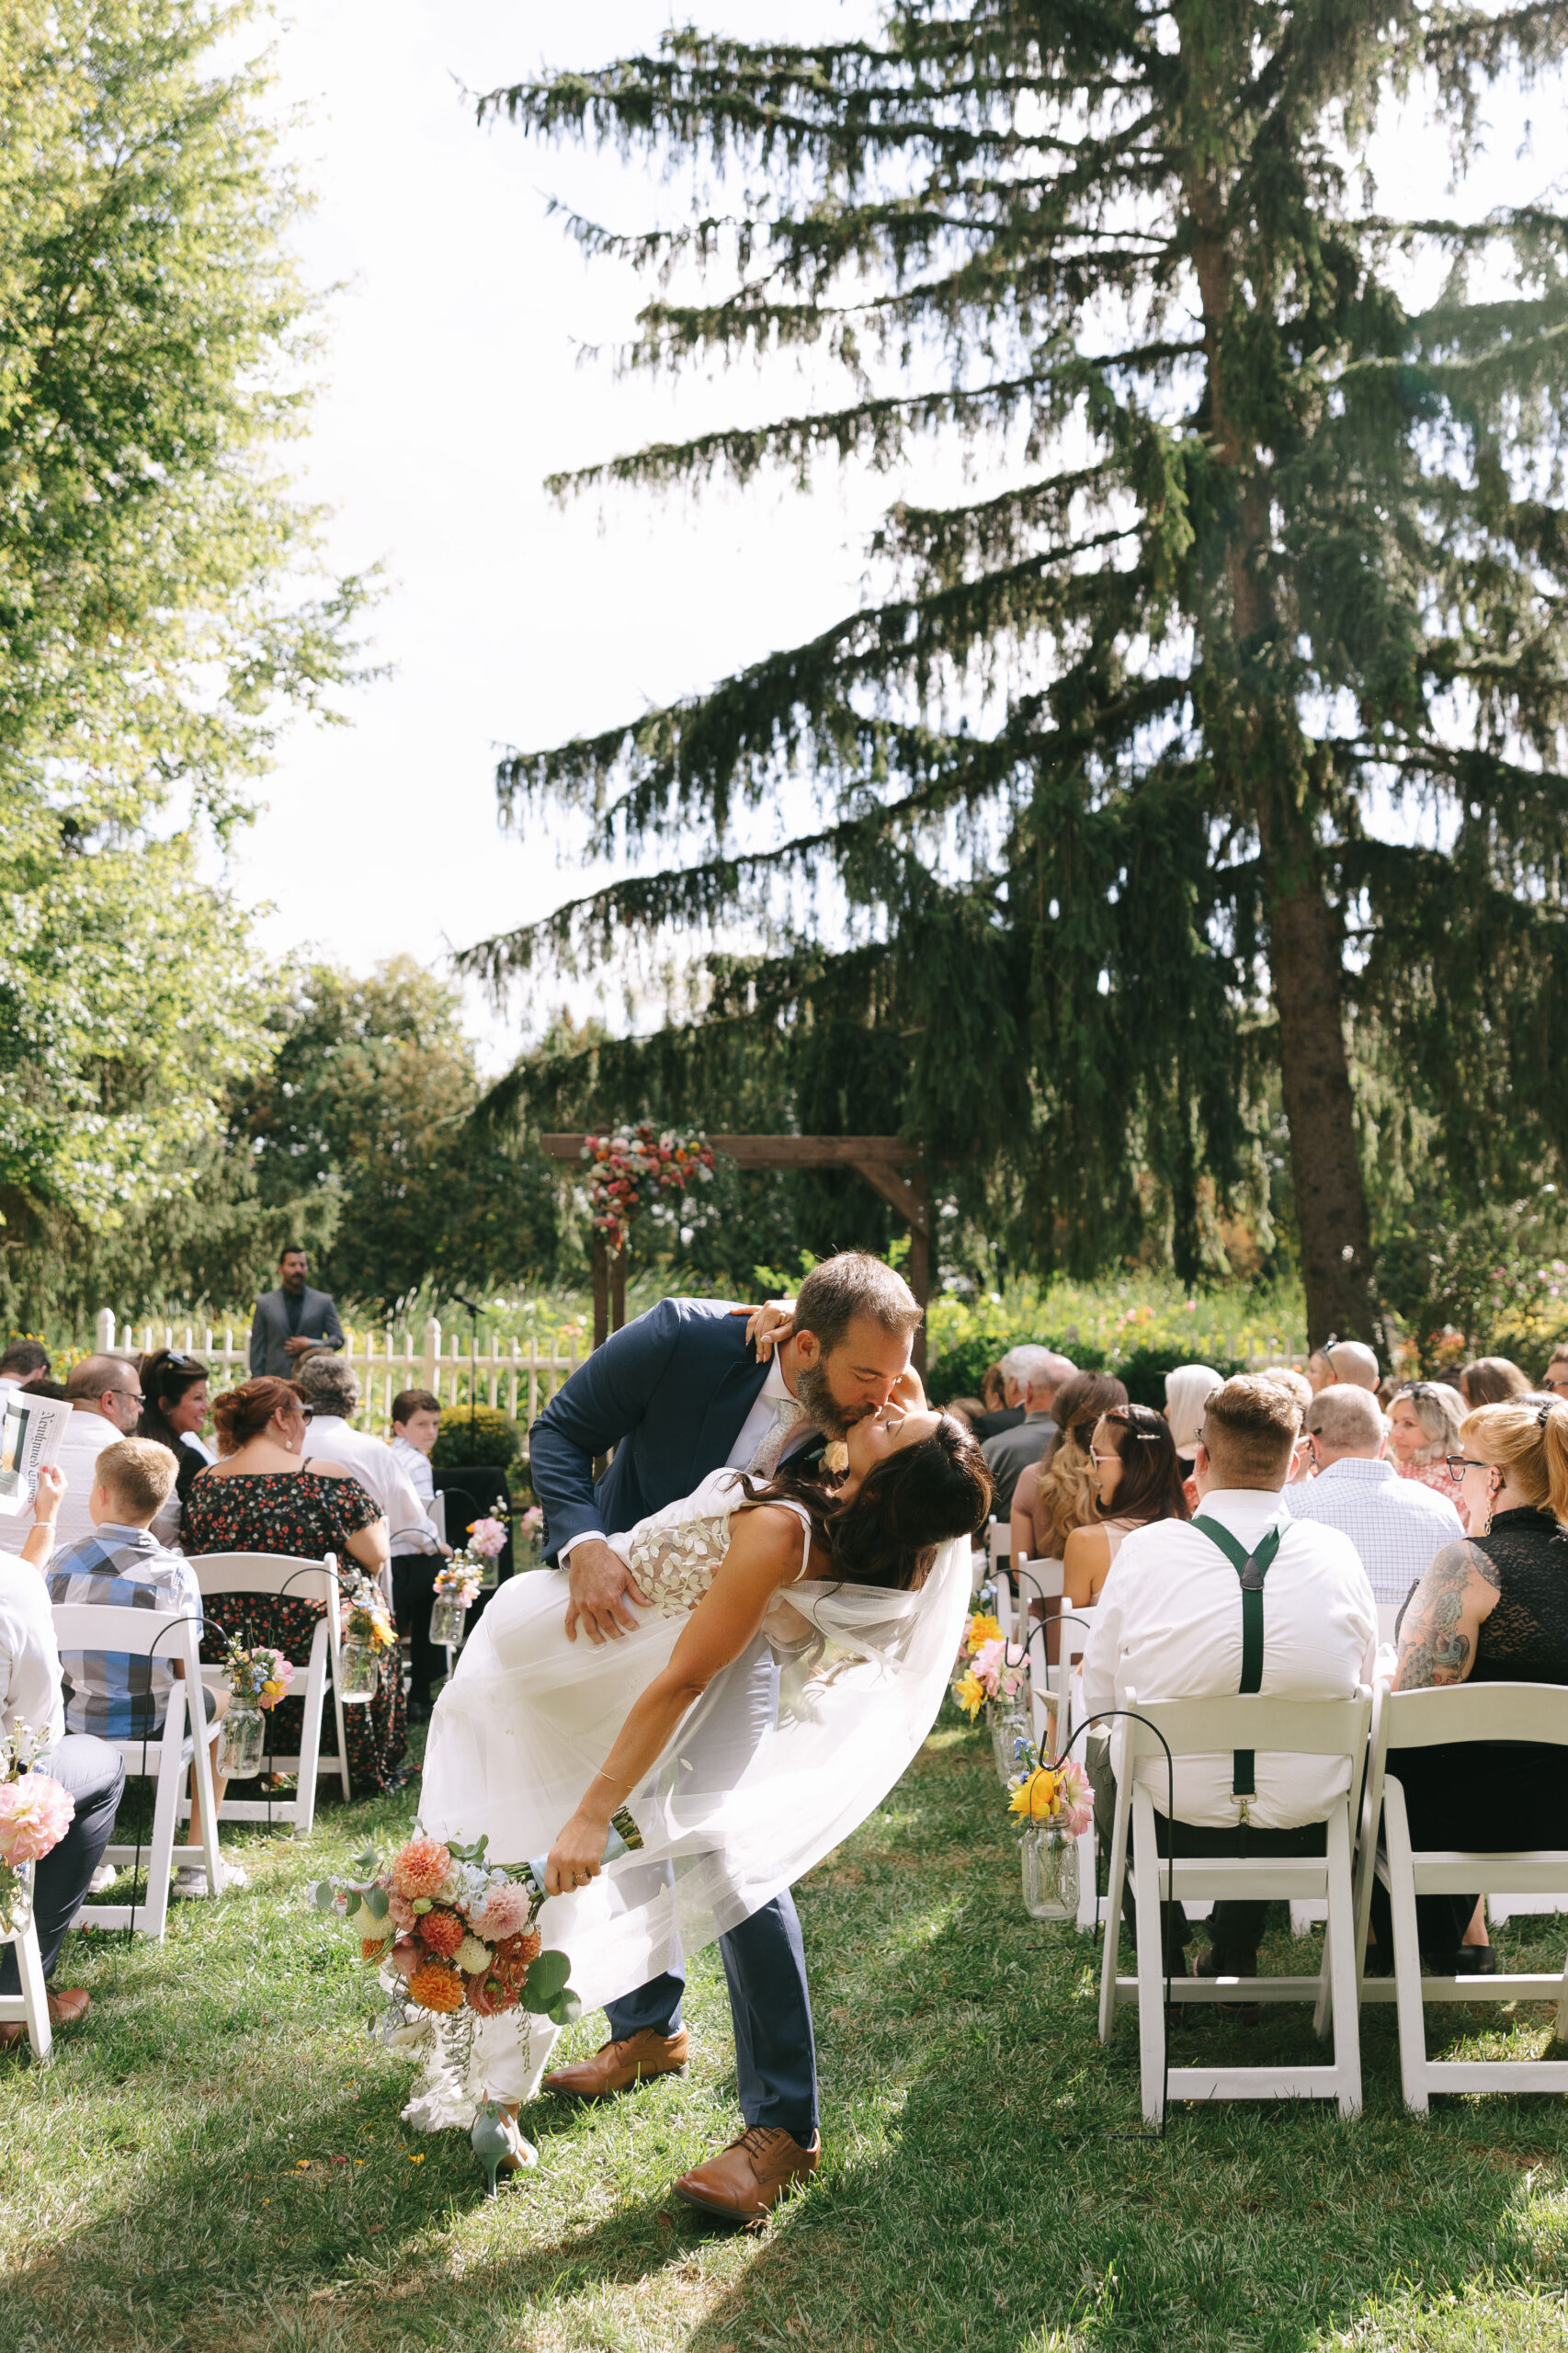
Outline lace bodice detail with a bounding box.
[629,1509,735,1619]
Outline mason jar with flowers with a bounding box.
[339,1570,397,1702]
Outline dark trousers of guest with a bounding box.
[0,1735,126,1992]
[603,1639,818,2141]
[391,1552,443,1707]
[1088,1740,1327,1971]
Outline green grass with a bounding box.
[6,1724,1568,2352]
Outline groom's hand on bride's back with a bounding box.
[565,1539,651,1645]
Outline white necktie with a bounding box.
[747,1397,808,1477]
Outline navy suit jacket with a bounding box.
[528,1299,770,1563]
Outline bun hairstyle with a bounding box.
[747,1415,993,1591]
[210,1376,305,1457]
[1461,1398,1568,1528]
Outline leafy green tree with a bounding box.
[0,0,370,1261]
[236,961,562,1313]
[462,3,1568,1345]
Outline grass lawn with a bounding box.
[5,1721,1568,2353]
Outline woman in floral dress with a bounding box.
[183,1377,406,1794]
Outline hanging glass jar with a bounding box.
[1020,1821,1080,1922]
[217,1705,267,1779]
[990,1697,1030,1786]
[338,1638,381,1701]
[428,1592,468,1648]
[0,1859,33,1938]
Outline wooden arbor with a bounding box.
[540,1133,930,1361]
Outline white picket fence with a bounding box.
[94,1312,586,1431]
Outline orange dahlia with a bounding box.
[406,1961,465,2014]
[417,1906,466,1959]
[389,1836,451,1899]
[360,1934,392,1961]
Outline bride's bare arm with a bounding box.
[542,1505,805,1895]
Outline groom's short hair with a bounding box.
[793,1252,922,1356]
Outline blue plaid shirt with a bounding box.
[47,1525,203,1738]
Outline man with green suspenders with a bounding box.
[1083,1377,1376,1986]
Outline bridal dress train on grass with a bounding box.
[400,1467,970,2129]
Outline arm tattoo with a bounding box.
[1395,1540,1495,1690]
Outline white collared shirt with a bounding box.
[301,1416,438,1553]
[1082,1486,1376,1829]
[390,1433,435,1504]
[724,1352,795,1471]
[1284,1454,1461,1605]
[0,1556,64,1753]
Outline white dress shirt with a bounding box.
[390,1433,435,1504]
[1082,1486,1376,1829]
[1284,1455,1461,1606]
[0,1407,121,1563]
[0,1554,65,1752]
[724,1353,796,1470]
[301,1416,437,1553]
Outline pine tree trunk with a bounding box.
[1262,838,1376,1345]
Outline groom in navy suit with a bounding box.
[528,1250,921,2220]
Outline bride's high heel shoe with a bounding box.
[471,2100,539,2196]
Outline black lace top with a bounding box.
[1469,1506,1568,1683]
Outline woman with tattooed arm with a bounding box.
[1368,1397,1568,1973]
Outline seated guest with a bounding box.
[299,1358,448,1723]
[183,1378,403,1794]
[1164,1364,1222,1482]
[1459,1355,1530,1410]
[982,1350,1075,1519]
[1371,1396,1568,1973]
[390,1387,442,1506]
[138,1347,213,1544]
[1306,1338,1381,1394]
[972,1348,1041,1443]
[0,1355,143,1562]
[1289,1388,1461,1608]
[0,1339,51,1389]
[1010,1370,1129,1572]
[1083,1376,1375,1986]
[0,1470,125,2049]
[46,1438,236,1897]
[1387,1381,1468,1519]
[1063,1404,1187,1610]
[1541,1349,1568,1402]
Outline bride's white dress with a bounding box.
[399,1466,969,2128]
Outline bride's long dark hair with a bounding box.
[741,1414,992,1590]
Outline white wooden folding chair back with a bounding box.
[53,1605,222,1940]
[1353,1679,1568,2109]
[1013,1555,1064,1756]
[182,1554,347,1835]
[427,1490,447,1546]
[1098,1686,1372,2122]
[0,1911,52,2060]
[986,1521,1013,1639]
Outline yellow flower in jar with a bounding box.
[954,1670,985,1720]
[1007,1768,1061,1821]
[967,1612,1003,1653]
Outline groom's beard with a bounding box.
[793,1361,869,1440]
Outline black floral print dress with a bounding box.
[182,1469,406,1794]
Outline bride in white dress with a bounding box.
[402,1387,991,2147]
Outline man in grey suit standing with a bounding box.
[249,1245,345,1378]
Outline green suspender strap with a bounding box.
[1189,1516,1283,1801]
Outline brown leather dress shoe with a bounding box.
[0,1987,91,2050]
[672,2125,822,2224]
[541,2026,688,2098]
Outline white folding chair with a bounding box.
[987,1522,1013,1639]
[1352,1679,1568,2109]
[427,1491,448,1545]
[1098,1687,1372,2122]
[181,1555,349,1836]
[0,1907,53,2061]
[55,1605,222,1940]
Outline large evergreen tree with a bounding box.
[463,3,1568,1343]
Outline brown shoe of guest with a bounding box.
[672,2126,822,2224]
[541,2026,688,2098]
[0,1987,91,2050]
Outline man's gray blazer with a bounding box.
[249,1286,346,1378]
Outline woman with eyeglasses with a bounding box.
[1371,1396,1568,1973]
[1062,1404,1188,1613]
[137,1349,213,1541]
[1386,1380,1469,1523]
[1009,1371,1130,1574]
[182,1377,404,1795]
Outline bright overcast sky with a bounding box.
[239,4,1555,1074]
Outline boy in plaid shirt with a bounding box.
[46,1437,241,1895]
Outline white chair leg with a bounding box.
[1324,1805,1362,2119]
[189,1702,223,1896]
[1131,1788,1167,2127]
[1382,1777,1430,2115]
[1098,1766,1131,2044]
[13,1918,52,2062]
[295,1622,332,1836]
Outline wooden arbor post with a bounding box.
[540,1133,931,1366]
